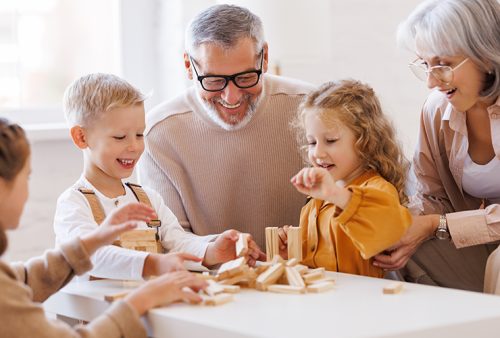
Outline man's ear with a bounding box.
[70,126,88,149]
[184,52,193,80]
[262,42,269,73]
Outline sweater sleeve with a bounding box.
[0,245,147,338]
[335,184,412,259]
[11,238,92,303]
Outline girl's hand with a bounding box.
[291,167,351,208]
[203,230,266,267]
[373,214,439,270]
[81,202,156,255]
[143,252,202,277]
[125,271,208,316]
[277,225,291,259]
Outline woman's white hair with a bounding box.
[397,0,500,99]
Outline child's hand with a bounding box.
[291,167,337,200]
[203,230,266,267]
[277,225,291,259]
[80,202,156,255]
[101,202,157,228]
[143,252,202,277]
[125,270,208,316]
[291,167,351,208]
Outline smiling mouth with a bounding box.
[317,163,335,170]
[117,159,135,168]
[443,88,457,95]
[217,99,242,109]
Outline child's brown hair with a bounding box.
[293,79,409,204]
[0,118,30,254]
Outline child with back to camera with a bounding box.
[0,118,208,337]
[279,79,412,278]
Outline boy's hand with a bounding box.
[291,167,351,209]
[125,270,208,316]
[203,230,266,267]
[143,252,202,277]
[277,225,291,259]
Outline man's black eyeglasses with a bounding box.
[190,50,264,92]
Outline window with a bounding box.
[0,0,120,124]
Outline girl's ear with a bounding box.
[70,126,88,149]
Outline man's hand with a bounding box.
[373,214,439,270]
[203,230,266,267]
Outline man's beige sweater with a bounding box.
[139,74,314,248]
[0,237,146,337]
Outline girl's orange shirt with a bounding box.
[300,170,411,277]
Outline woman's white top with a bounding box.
[462,154,500,204]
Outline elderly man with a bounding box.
[138,4,313,248]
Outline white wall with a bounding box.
[5,0,428,262]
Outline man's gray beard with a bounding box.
[197,93,262,131]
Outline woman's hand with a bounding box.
[373,214,439,270]
[143,252,202,277]
[203,230,266,267]
[81,202,156,255]
[291,167,351,208]
[125,271,208,316]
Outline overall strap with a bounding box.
[78,188,105,225]
[125,182,161,228]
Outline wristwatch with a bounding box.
[435,214,451,240]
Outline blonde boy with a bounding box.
[55,73,263,280]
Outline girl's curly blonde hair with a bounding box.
[292,79,409,204]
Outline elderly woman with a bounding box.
[374,0,500,292]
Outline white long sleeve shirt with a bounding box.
[54,176,215,280]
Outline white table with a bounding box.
[44,272,500,338]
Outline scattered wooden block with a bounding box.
[202,293,234,306]
[104,291,130,302]
[307,276,335,285]
[307,281,335,293]
[294,264,308,275]
[256,263,285,291]
[303,270,325,284]
[219,271,248,285]
[383,282,404,294]
[287,227,302,261]
[204,280,225,296]
[285,267,305,288]
[236,233,250,257]
[286,258,298,267]
[196,272,216,280]
[268,284,305,294]
[217,257,247,280]
[265,227,279,261]
[221,285,241,293]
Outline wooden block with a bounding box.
[221,285,241,293]
[383,282,404,294]
[306,267,325,274]
[104,291,130,302]
[286,258,298,267]
[287,227,302,262]
[303,270,325,284]
[307,281,335,293]
[217,257,247,280]
[219,272,248,285]
[202,293,234,306]
[294,264,308,275]
[204,280,225,296]
[256,263,285,291]
[119,229,157,241]
[265,227,279,261]
[267,284,305,294]
[285,267,305,287]
[236,233,250,257]
[196,272,216,280]
[307,276,335,285]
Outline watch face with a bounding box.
[436,229,450,240]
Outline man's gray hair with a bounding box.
[397,0,500,100]
[185,4,265,57]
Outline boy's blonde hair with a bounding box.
[293,79,409,204]
[63,73,146,127]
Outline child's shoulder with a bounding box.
[356,171,397,194]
